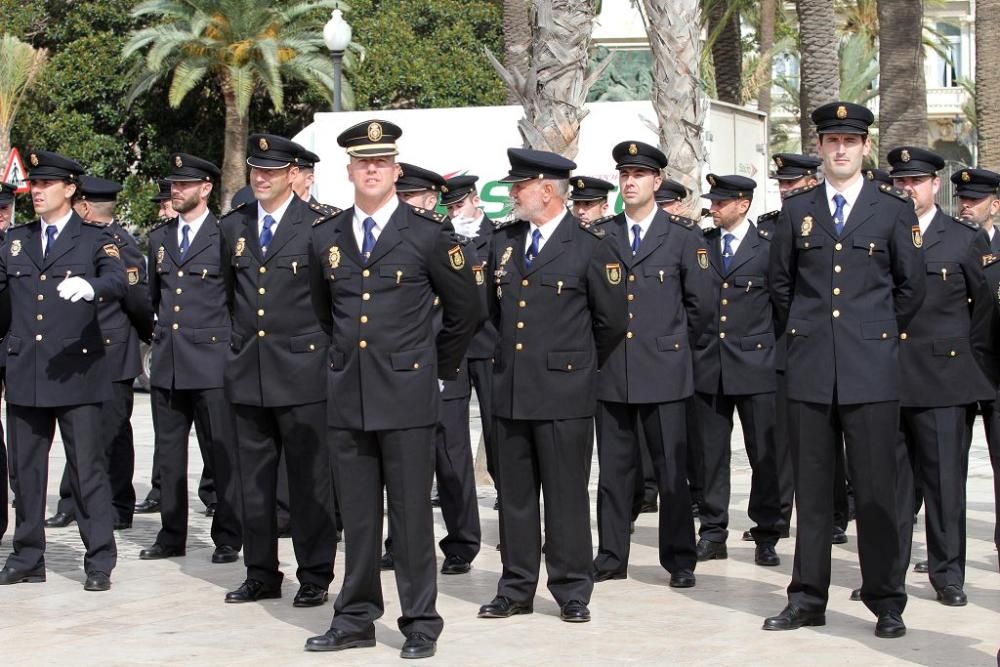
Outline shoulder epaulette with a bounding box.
[756,224,773,240]
[592,214,615,226]
[579,220,606,238]
[148,217,173,233]
[668,214,698,230]
[783,182,820,199]
[220,201,249,219]
[492,215,520,231]
[876,182,910,202]
[757,210,780,224]
[81,220,103,228]
[950,215,980,231]
[310,203,343,226]
[982,252,1000,268]
[410,206,446,223]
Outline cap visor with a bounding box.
[498,174,533,184]
[890,169,934,178]
[246,157,292,169]
[954,188,991,199]
[164,175,206,182]
[701,192,732,201]
[346,146,398,158]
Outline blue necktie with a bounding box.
[631,224,641,255]
[260,215,275,253]
[179,224,191,257]
[722,233,735,271]
[44,225,57,258]
[525,228,542,267]
[833,194,847,236]
[361,217,376,263]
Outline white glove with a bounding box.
[57,276,96,302]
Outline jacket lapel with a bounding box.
[920,209,947,251]
[331,207,363,268]
[177,214,217,265]
[22,221,43,269]
[523,213,572,277]
[705,227,725,276]
[840,181,879,240]
[42,213,83,270]
[631,210,670,266]
[365,205,406,267]
[261,197,306,261]
[724,223,760,275]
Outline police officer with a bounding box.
[305,120,479,659]
[864,168,893,186]
[886,146,993,607]
[953,167,1000,570]
[477,147,626,623]
[221,134,340,607]
[765,102,925,638]
[291,147,321,203]
[569,176,614,223]
[0,181,14,542]
[44,177,154,531]
[0,151,126,590]
[139,153,242,565]
[654,178,690,213]
[590,141,709,586]
[691,174,783,567]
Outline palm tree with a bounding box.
[876,0,928,164]
[640,0,706,208]
[486,0,608,158]
[705,0,742,105]
[502,0,533,106]
[976,0,1000,165]
[757,0,777,114]
[796,0,840,150]
[0,34,48,161]
[122,0,351,207]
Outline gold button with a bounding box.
[720,315,727,322]
[833,288,841,295]
[567,364,573,370]
[176,288,183,295]
[515,343,523,351]
[359,340,367,348]
[40,275,47,281]
[106,339,111,344]
[172,323,179,330]
[211,336,217,342]
[722,282,729,289]
[790,329,797,335]
[362,293,371,301]
[362,269,370,278]
[629,313,634,319]
[627,332,634,339]
[628,275,635,282]
[900,332,908,340]
[360,315,368,324]
[177,270,184,277]
[35,334,42,341]
[258,330,266,337]
[521,279,529,287]
[173,305,181,312]
[36,294,43,301]
[518,300,526,308]
[517,322,525,329]
[259,267,267,274]
[833,309,840,318]
[881,333,888,339]
[82,348,88,354]
[719,332,726,339]
[309,344,316,351]
[627,294,635,302]
[721,299,728,306]
[257,309,264,316]
[674,343,681,350]
[950,350,957,357]
[756,343,763,349]
[36,314,43,321]
[834,265,842,273]
[413,362,420,369]
[258,287,266,295]
[803,242,810,248]
[835,242,843,251]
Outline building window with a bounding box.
[930,22,962,88]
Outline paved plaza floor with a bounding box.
[1,393,998,665]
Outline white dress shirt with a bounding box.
[40,209,73,255]
[257,193,295,244]
[719,218,752,258]
[524,211,564,257]
[917,206,937,235]
[624,206,657,249]
[177,208,210,248]
[825,176,865,225]
[353,196,399,251]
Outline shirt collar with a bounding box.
[917,206,937,234]
[40,209,73,234]
[721,217,752,242]
[624,206,657,236]
[258,193,295,226]
[825,175,865,210]
[529,210,565,241]
[178,208,210,230]
[354,196,399,232]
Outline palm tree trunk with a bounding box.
[877,0,928,163]
[640,0,706,207]
[758,0,776,115]
[220,75,249,211]
[707,1,743,105]
[796,0,840,151]
[503,0,532,106]
[976,0,1000,164]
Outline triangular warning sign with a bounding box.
[3,148,29,194]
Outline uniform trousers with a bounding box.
[436,397,481,562]
[787,399,907,616]
[5,403,116,575]
[631,430,658,518]
[0,370,7,540]
[468,358,496,489]
[899,405,975,590]
[977,397,1000,554]
[774,371,794,533]
[693,389,782,545]
[57,381,136,523]
[233,401,335,589]
[685,400,705,509]
[151,387,241,550]
[329,425,443,639]
[595,401,696,577]
[144,424,216,511]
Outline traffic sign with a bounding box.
[2,148,29,193]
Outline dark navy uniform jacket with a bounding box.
[489,212,627,420]
[465,215,499,361]
[148,213,230,391]
[221,196,340,407]
[310,203,481,431]
[99,221,153,382]
[694,220,778,396]
[598,210,712,404]
[769,181,926,405]
[0,213,126,407]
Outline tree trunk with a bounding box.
[976,0,1000,164]
[502,0,532,106]
[758,0,776,114]
[640,0,706,209]
[220,75,249,211]
[707,0,743,104]
[796,0,840,151]
[877,0,928,163]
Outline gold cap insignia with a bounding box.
[911,225,922,248]
[628,143,638,156]
[605,263,622,285]
[259,137,269,151]
[30,153,39,167]
[448,244,465,271]
[866,170,874,180]
[175,155,183,168]
[900,149,911,163]
[836,105,848,120]
[367,122,383,142]
[775,156,784,168]
[10,239,21,256]
[708,175,716,187]
[801,215,813,236]
[441,185,448,193]
[328,245,341,269]
[235,237,246,257]
[577,179,585,189]
[697,247,709,269]
[962,171,971,182]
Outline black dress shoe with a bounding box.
[44,512,75,528]
[850,587,862,601]
[0,566,46,585]
[113,519,132,530]
[593,568,626,582]
[139,543,185,560]
[742,529,755,542]
[440,554,471,575]
[696,538,727,561]
[935,585,967,607]
[639,499,658,514]
[875,611,906,638]
[669,570,696,588]
[478,595,533,618]
[84,571,111,592]
[762,605,825,631]
[913,560,929,573]
[133,498,160,514]
[211,545,240,564]
[559,600,591,623]
[380,551,395,571]
[304,625,376,652]
[293,583,329,607]
[204,504,216,518]
[401,632,436,659]
[225,578,281,603]
[832,526,848,545]
[755,543,780,567]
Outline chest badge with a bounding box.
[328,245,341,269]
[9,239,21,257]
[800,215,813,236]
[235,237,246,257]
[156,245,165,267]
[697,248,709,270]
[606,262,622,285]
[473,264,485,285]
[448,245,466,271]
[911,225,922,248]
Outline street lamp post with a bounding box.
[323,8,352,112]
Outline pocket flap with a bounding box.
[643,265,670,278]
[62,336,103,355]
[932,337,968,356]
[853,237,888,253]
[926,261,962,275]
[861,319,898,340]
[276,254,309,270]
[795,236,824,249]
[290,331,326,353]
[540,274,579,290]
[189,263,221,277]
[379,264,418,281]
[787,318,809,337]
[656,333,687,352]
[329,348,345,370]
[232,256,251,268]
[329,266,352,281]
[740,332,776,351]
[194,327,228,344]
[546,350,588,371]
[102,327,129,345]
[6,335,21,355]
[733,274,766,288]
[8,264,34,277]
[390,346,434,371]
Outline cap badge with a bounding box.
[328,245,341,269]
[576,179,584,189]
[708,175,716,187]
[30,153,38,167]
[775,156,784,168]
[836,105,848,120]
[441,185,448,193]
[258,137,269,151]
[175,156,183,168]
[801,215,813,236]
[866,170,874,180]
[900,149,911,163]
[962,171,971,183]
[367,122,383,142]
[628,143,638,156]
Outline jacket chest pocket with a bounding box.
[232,256,251,269]
[51,263,88,278]
[643,265,671,283]
[853,236,888,257]
[276,254,309,275]
[187,264,220,280]
[926,261,964,284]
[795,236,825,251]
[7,263,35,279]
[733,274,766,290]
[328,266,353,282]
[379,264,421,285]
[540,273,580,293]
